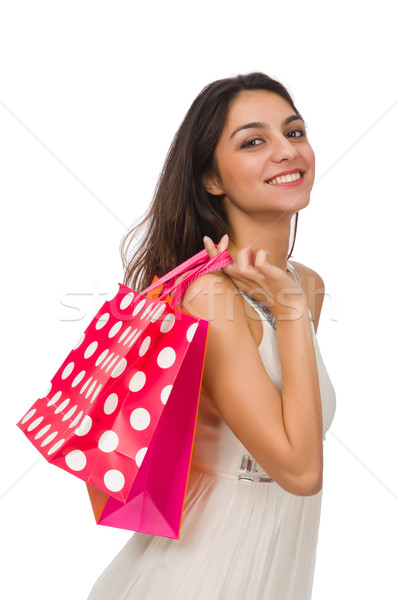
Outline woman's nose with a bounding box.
[270,134,298,162]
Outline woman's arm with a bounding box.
[182,268,323,497]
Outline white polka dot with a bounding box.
[80,376,93,394]
[157,347,176,369]
[123,328,136,345]
[130,408,151,431]
[35,424,51,439]
[187,323,199,342]
[139,336,151,357]
[69,410,84,428]
[75,415,92,436]
[90,383,103,403]
[71,371,86,388]
[61,362,74,380]
[96,312,109,330]
[65,449,87,471]
[95,349,109,366]
[104,393,118,415]
[118,326,132,343]
[141,303,154,320]
[98,430,119,453]
[104,470,125,493]
[109,321,123,338]
[101,352,115,369]
[73,333,85,350]
[47,438,65,456]
[27,416,44,432]
[41,431,58,447]
[128,331,142,348]
[135,447,148,468]
[151,303,166,322]
[111,358,127,378]
[85,379,98,399]
[120,292,134,310]
[133,299,146,316]
[147,303,160,319]
[84,341,98,359]
[54,398,70,414]
[129,371,146,392]
[105,355,119,373]
[47,391,62,407]
[160,384,173,405]
[21,409,36,424]
[62,405,77,421]
[160,313,176,333]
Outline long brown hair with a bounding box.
[121,72,303,290]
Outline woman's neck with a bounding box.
[227,212,294,272]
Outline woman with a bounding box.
[88,72,336,599]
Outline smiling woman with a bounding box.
[202,89,315,240]
[87,72,336,600]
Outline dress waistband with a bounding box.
[191,454,274,484]
[237,454,273,483]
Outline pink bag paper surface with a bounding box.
[87,316,208,538]
[17,287,207,503]
[17,249,232,535]
[17,250,231,503]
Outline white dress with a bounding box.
[87,263,337,600]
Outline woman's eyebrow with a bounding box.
[230,114,303,138]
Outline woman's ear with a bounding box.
[202,170,225,196]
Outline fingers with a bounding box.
[233,246,271,288]
[249,246,258,266]
[236,245,264,269]
[217,234,229,252]
[237,245,251,271]
[203,236,217,258]
[203,234,229,258]
[254,249,270,269]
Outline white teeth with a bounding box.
[268,172,302,185]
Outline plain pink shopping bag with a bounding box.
[86,312,208,539]
[17,249,232,537]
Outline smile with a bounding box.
[267,172,303,185]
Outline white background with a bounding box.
[1,1,396,598]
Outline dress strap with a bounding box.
[238,289,277,332]
[286,261,301,286]
[287,261,316,336]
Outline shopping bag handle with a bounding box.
[142,248,233,308]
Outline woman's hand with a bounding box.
[203,234,307,321]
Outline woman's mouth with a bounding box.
[266,171,304,187]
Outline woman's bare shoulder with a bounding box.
[288,260,325,288]
[181,270,244,322]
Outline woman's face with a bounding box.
[208,90,315,217]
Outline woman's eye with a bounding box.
[287,129,306,139]
[241,138,263,149]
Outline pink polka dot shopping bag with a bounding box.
[17,248,232,539]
